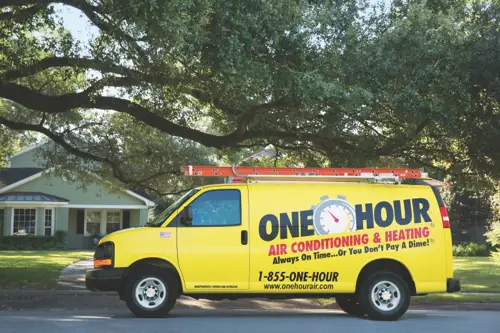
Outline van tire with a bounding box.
[357,270,410,321]
[335,295,364,317]
[124,267,178,318]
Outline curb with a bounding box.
[0,290,118,296]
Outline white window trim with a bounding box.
[84,209,123,236]
[44,208,55,236]
[11,207,37,236]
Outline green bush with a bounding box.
[453,242,490,257]
[54,230,68,244]
[0,236,66,250]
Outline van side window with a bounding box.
[190,189,241,226]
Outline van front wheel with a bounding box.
[124,267,177,318]
[358,270,410,321]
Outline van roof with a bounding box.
[197,180,437,189]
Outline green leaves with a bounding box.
[0,0,499,199]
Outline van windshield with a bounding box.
[149,188,199,227]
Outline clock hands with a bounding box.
[328,211,339,223]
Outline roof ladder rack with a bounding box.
[182,165,427,184]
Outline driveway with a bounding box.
[56,259,94,290]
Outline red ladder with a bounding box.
[182,165,424,183]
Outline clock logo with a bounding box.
[312,195,357,235]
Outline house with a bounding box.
[0,141,155,249]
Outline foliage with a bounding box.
[0,0,499,197]
[441,175,496,243]
[54,230,68,244]
[452,242,490,257]
[485,188,500,259]
[0,236,66,250]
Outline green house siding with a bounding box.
[9,146,46,168]
[57,207,69,233]
[14,174,145,206]
[132,209,149,227]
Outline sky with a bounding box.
[52,4,98,46]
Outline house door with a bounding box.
[176,188,250,291]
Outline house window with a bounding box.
[13,208,36,235]
[44,209,53,236]
[85,210,101,235]
[84,209,123,235]
[106,211,121,234]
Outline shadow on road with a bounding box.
[82,308,451,321]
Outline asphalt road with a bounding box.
[0,309,498,333]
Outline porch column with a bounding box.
[3,208,12,235]
[36,208,45,236]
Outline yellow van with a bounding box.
[85,166,460,321]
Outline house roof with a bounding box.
[0,191,69,203]
[0,167,155,207]
[5,140,49,162]
[0,168,44,189]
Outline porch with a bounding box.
[66,206,147,249]
[0,192,148,249]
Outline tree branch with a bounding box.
[376,117,432,155]
[0,4,44,21]
[0,115,109,163]
[0,0,40,7]
[56,0,147,60]
[2,56,140,81]
[0,81,354,151]
[0,115,181,196]
[237,97,289,133]
[135,170,182,184]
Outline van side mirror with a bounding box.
[181,206,193,226]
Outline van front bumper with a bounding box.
[446,278,461,293]
[85,268,125,292]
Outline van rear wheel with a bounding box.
[358,270,410,321]
[124,267,178,318]
[335,295,364,317]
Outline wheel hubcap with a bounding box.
[371,280,401,311]
[135,277,167,309]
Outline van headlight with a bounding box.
[93,241,114,268]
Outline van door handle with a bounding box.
[241,230,248,245]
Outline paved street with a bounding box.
[0,308,498,333]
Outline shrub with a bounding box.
[0,236,66,250]
[453,242,490,257]
[54,230,68,244]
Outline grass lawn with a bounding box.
[315,256,500,305]
[452,257,500,293]
[413,294,500,303]
[0,251,93,290]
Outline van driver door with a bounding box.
[176,187,250,291]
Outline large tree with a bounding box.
[1,0,499,195]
